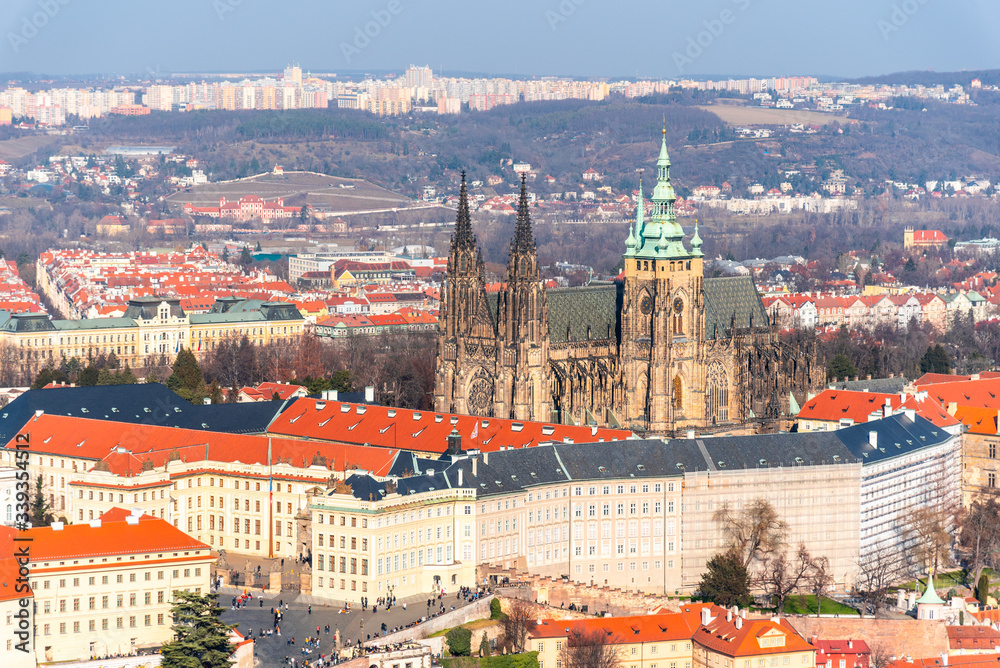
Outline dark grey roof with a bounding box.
[703,276,769,339]
[325,413,953,502]
[835,377,908,394]
[552,439,707,479]
[691,430,855,471]
[0,312,56,332]
[546,285,619,343]
[123,297,184,320]
[835,412,951,464]
[0,384,290,443]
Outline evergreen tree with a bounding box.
[208,380,224,405]
[29,475,52,527]
[118,364,139,384]
[919,345,951,375]
[978,573,990,607]
[698,549,751,608]
[480,631,490,657]
[239,247,253,270]
[161,590,234,668]
[167,349,206,404]
[78,362,99,386]
[827,353,858,381]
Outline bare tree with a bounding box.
[499,598,532,654]
[903,460,958,570]
[715,498,788,569]
[561,628,621,668]
[810,555,834,616]
[957,492,1000,589]
[757,543,814,614]
[854,546,906,616]
[868,640,895,668]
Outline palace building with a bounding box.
[434,130,823,434]
[0,295,305,378]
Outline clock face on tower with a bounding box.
[673,297,684,313]
[639,295,653,315]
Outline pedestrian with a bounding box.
[308,605,312,614]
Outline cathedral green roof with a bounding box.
[546,284,619,343]
[703,276,770,340]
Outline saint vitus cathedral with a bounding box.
[433,130,823,435]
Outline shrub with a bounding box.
[490,598,503,620]
[446,627,472,657]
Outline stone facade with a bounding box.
[435,134,823,435]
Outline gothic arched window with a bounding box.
[706,363,729,424]
[673,375,683,412]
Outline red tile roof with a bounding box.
[0,509,208,562]
[267,398,634,454]
[797,389,959,429]
[3,414,400,477]
[889,654,1000,668]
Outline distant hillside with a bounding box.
[845,69,1000,87]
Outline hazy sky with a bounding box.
[2,0,998,79]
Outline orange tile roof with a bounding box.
[0,557,29,602]
[695,613,814,658]
[267,398,634,454]
[954,406,999,435]
[529,608,704,643]
[919,378,1000,410]
[0,510,208,562]
[3,414,400,477]
[947,626,1000,651]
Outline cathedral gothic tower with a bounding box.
[434,131,823,434]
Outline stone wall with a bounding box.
[482,566,678,617]
[366,595,495,646]
[788,617,949,659]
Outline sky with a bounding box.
[1,0,998,80]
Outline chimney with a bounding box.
[868,430,878,448]
[812,636,819,646]
[941,655,948,667]
[446,429,462,456]
[701,607,713,626]
[904,408,916,421]
[458,468,464,487]
[947,402,958,416]
[727,609,733,622]
[848,640,853,650]
[482,451,489,465]
[51,521,64,531]
[365,386,375,403]
[735,617,743,629]
[203,397,211,405]
[89,519,102,528]
[472,457,478,477]
[329,389,338,401]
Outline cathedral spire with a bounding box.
[453,170,474,248]
[513,174,535,252]
[625,177,643,258]
[691,220,704,258]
